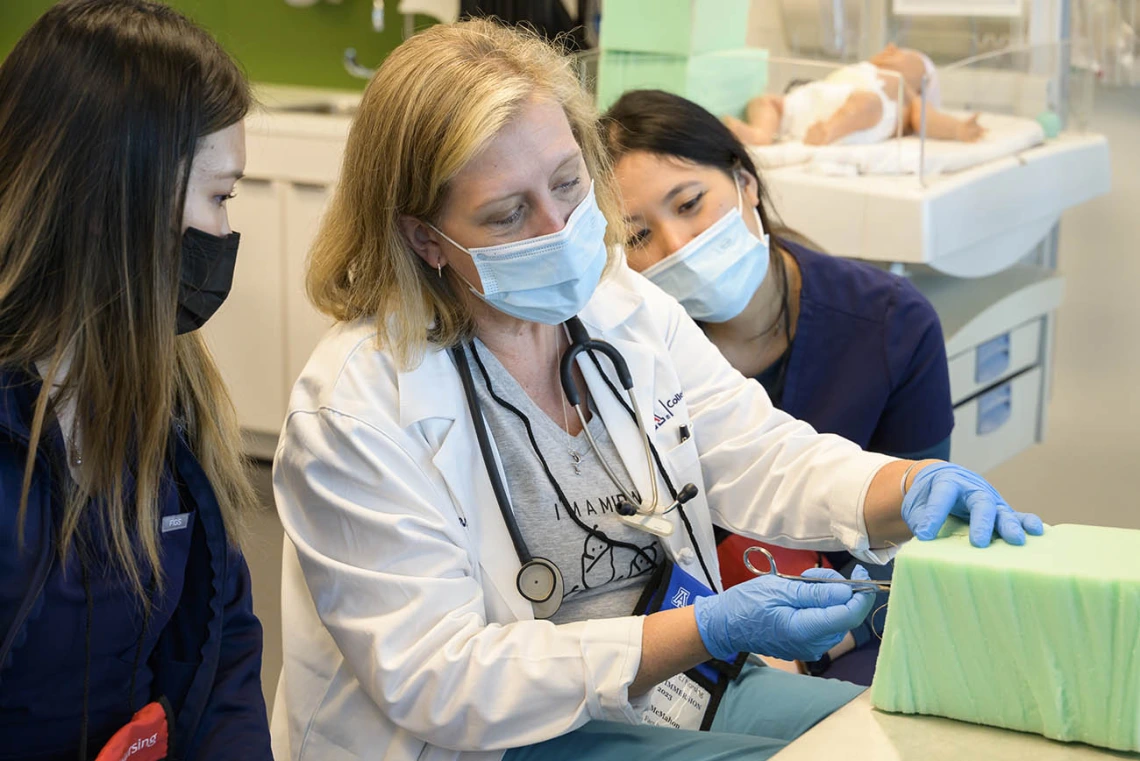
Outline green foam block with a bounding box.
[871,521,1140,753]
[595,48,768,119]
[599,0,751,56]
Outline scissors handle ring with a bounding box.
[743,546,777,577]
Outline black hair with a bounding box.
[602,89,794,341]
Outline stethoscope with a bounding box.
[451,317,704,619]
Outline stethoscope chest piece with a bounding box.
[517,557,564,620]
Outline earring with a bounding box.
[437,261,443,278]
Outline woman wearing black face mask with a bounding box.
[0,2,271,760]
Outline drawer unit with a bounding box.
[951,366,1044,475]
[913,266,1063,473]
[946,318,1043,405]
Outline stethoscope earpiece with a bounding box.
[660,482,700,514]
[616,497,639,517]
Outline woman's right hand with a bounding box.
[693,567,876,662]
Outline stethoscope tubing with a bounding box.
[451,344,534,564]
[559,321,660,511]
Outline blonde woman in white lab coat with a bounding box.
[270,19,1044,761]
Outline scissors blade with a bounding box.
[787,575,891,593]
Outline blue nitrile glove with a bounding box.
[902,462,1044,548]
[693,566,876,662]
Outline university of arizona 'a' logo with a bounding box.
[671,586,691,608]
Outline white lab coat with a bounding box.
[270,264,895,761]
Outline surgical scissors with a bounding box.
[743,547,891,593]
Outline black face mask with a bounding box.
[177,227,240,335]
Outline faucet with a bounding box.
[343,48,376,79]
[342,0,388,79]
[372,0,385,32]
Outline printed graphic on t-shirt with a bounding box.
[555,492,659,596]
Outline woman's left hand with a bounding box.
[901,462,1044,548]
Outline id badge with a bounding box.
[634,560,745,731]
[644,669,715,731]
[94,699,172,761]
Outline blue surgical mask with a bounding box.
[430,183,608,325]
[640,183,770,323]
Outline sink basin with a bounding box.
[252,84,363,120]
[272,102,359,117]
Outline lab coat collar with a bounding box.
[578,266,646,335]
[394,266,647,429]
[396,347,462,429]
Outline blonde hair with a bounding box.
[308,19,625,368]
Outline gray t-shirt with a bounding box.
[467,340,661,624]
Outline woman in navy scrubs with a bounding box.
[0,2,271,759]
[604,90,954,684]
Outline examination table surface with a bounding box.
[772,693,1140,760]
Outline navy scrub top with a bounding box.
[739,241,954,684]
[757,240,954,460]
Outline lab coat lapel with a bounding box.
[402,350,536,623]
[431,420,535,623]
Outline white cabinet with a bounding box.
[204,109,350,459]
[204,178,288,440]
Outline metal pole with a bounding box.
[1058,0,1071,129]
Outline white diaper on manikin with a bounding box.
[780,62,900,145]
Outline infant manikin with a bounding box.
[724,45,984,147]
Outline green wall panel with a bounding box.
[0,0,424,90]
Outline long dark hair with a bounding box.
[0,0,257,594]
[602,89,794,336]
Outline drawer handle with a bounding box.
[975,333,1011,385]
[977,382,1012,436]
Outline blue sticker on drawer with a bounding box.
[977,382,1012,435]
[975,333,1011,385]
